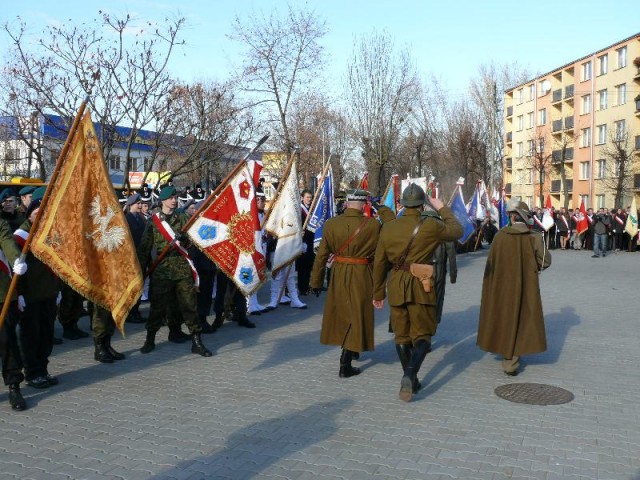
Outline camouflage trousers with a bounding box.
[92,305,115,341]
[146,277,201,334]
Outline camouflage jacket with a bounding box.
[137,211,193,281]
[0,218,21,302]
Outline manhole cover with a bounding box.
[495,383,574,405]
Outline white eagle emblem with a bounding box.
[85,195,127,251]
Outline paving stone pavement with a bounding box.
[1,247,639,479]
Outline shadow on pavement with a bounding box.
[521,306,581,366]
[150,398,353,479]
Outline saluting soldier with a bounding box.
[137,185,212,357]
[0,189,25,232]
[373,184,463,402]
[310,189,381,378]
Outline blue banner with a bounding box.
[307,166,335,248]
[451,187,475,244]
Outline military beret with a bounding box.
[159,185,177,201]
[126,193,142,206]
[0,188,17,202]
[31,187,47,202]
[346,189,368,202]
[18,185,36,196]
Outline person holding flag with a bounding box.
[137,186,212,357]
[311,189,381,379]
[297,189,315,295]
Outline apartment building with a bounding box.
[504,33,640,210]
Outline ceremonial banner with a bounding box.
[497,190,509,228]
[450,185,475,244]
[187,163,266,296]
[307,164,335,248]
[382,174,399,215]
[264,158,303,272]
[576,199,589,235]
[625,197,638,238]
[30,110,143,332]
[541,195,554,231]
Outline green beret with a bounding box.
[0,188,16,202]
[346,189,368,202]
[18,185,36,196]
[159,185,177,201]
[32,186,47,202]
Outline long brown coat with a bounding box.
[477,223,551,357]
[310,208,381,352]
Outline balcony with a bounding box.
[552,89,563,103]
[552,119,563,133]
[564,116,574,131]
[550,179,573,193]
[551,147,574,164]
[505,157,512,169]
[506,106,513,117]
[506,132,513,143]
[564,85,574,100]
[504,183,512,194]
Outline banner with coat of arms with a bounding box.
[186,163,266,296]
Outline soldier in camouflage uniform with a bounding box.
[0,218,29,410]
[92,305,126,363]
[137,186,212,357]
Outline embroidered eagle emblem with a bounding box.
[85,195,127,252]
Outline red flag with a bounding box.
[359,172,369,190]
[576,199,589,235]
[186,163,266,295]
[545,195,552,210]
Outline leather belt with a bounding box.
[334,256,372,265]
[394,263,411,271]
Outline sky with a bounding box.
[1,0,640,101]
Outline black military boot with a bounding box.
[94,338,114,363]
[140,331,156,354]
[191,333,213,357]
[200,315,216,334]
[8,384,26,411]
[399,340,430,402]
[236,310,256,328]
[105,337,125,360]
[396,343,420,393]
[168,327,190,343]
[211,314,224,330]
[339,349,361,378]
[62,323,83,340]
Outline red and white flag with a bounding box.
[186,163,266,296]
[576,199,589,235]
[541,195,554,231]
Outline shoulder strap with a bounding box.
[394,218,425,271]
[333,217,370,258]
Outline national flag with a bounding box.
[576,198,589,235]
[382,174,399,215]
[30,110,143,332]
[497,189,509,228]
[450,185,475,244]
[263,157,303,272]
[187,162,266,296]
[307,164,335,248]
[625,197,638,238]
[467,181,484,221]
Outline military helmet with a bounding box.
[399,183,426,207]
[506,197,533,225]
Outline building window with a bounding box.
[517,142,524,157]
[109,155,121,171]
[517,115,524,131]
[538,108,546,126]
[527,112,534,129]
[616,46,627,69]
[143,157,150,171]
[597,54,608,75]
[615,83,626,105]
[527,168,533,184]
[581,61,592,81]
[598,89,608,110]
[527,140,535,156]
[596,194,605,209]
[526,196,533,208]
[596,124,607,145]
[580,194,589,207]
[581,127,591,147]
[528,84,535,101]
[581,94,591,114]
[596,159,606,178]
[538,138,545,154]
[517,88,524,104]
[614,119,626,140]
[580,161,591,180]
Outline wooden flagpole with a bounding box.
[0,99,89,329]
[146,134,269,278]
[303,159,332,231]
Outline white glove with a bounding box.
[12,257,27,276]
[301,243,308,254]
[56,292,62,305]
[17,295,25,312]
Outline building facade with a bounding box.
[504,33,640,210]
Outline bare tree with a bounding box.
[345,30,418,196]
[1,12,185,182]
[229,5,327,155]
[600,129,638,208]
[525,129,553,207]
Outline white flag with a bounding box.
[264,159,303,272]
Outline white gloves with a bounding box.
[301,243,308,254]
[12,257,27,276]
[17,295,25,312]
[56,292,62,305]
